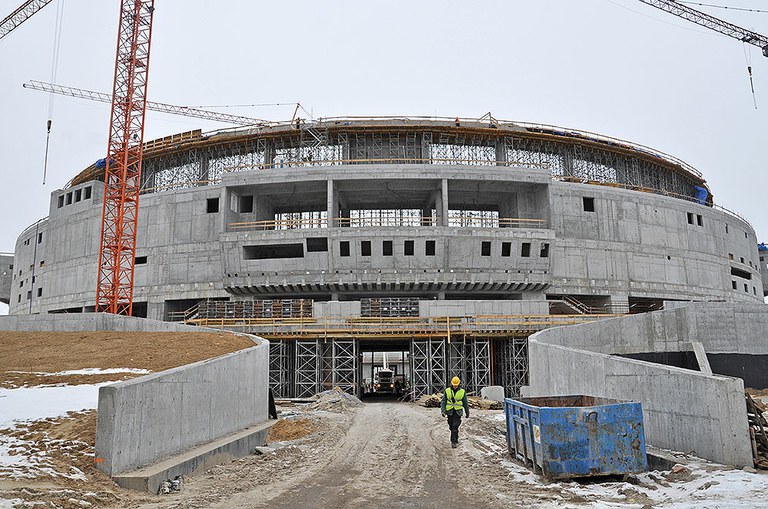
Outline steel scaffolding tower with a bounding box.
[411,338,447,398]
[332,340,358,394]
[295,340,321,398]
[268,339,294,398]
[494,338,529,397]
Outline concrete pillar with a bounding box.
[264,141,276,169]
[327,180,338,228]
[439,179,449,227]
[495,139,507,166]
[147,301,164,321]
[198,151,209,186]
[609,294,629,314]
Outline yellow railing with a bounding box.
[185,313,621,339]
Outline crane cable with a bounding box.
[743,42,758,109]
[42,0,65,185]
[678,2,768,14]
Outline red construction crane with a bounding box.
[95,0,155,315]
[0,0,53,41]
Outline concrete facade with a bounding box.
[523,302,768,467]
[8,141,763,319]
[0,253,13,305]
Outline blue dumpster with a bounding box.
[504,395,648,479]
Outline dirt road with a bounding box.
[135,402,554,509]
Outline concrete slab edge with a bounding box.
[113,420,276,494]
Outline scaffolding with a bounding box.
[494,338,529,397]
[269,339,294,397]
[332,340,358,394]
[294,340,321,398]
[411,338,447,399]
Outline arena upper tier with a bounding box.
[7,116,766,318]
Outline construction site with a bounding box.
[2,0,768,508]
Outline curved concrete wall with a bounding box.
[523,302,768,467]
[9,164,762,318]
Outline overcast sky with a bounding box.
[1,1,766,267]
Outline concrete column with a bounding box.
[198,151,209,186]
[609,294,629,314]
[495,139,507,166]
[439,179,449,227]
[147,301,164,321]
[327,180,337,228]
[264,141,276,169]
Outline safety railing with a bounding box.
[227,216,547,231]
[184,313,623,338]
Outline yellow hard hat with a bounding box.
[451,376,461,387]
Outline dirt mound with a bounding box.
[311,387,363,412]
[268,418,316,442]
[0,331,255,388]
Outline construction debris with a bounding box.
[746,393,768,469]
[415,393,503,410]
[310,387,363,412]
[267,418,316,442]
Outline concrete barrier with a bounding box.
[523,302,761,467]
[95,339,269,476]
[0,313,203,332]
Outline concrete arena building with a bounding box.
[5,116,766,398]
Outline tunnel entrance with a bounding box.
[358,339,411,400]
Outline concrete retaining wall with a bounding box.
[0,313,204,332]
[95,340,269,475]
[523,302,764,467]
[524,341,750,466]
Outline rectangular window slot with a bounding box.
[240,195,254,213]
[84,186,92,200]
[583,197,595,212]
[75,189,82,202]
[306,238,328,252]
[687,212,694,225]
[39,261,44,268]
[66,192,72,205]
[521,242,531,257]
[540,243,550,258]
[57,195,64,208]
[206,198,219,213]
[745,283,749,292]
[361,241,372,257]
[740,257,745,263]
[383,240,393,256]
[340,241,350,257]
[37,288,42,297]
[725,223,728,233]
[38,233,43,244]
[243,243,304,260]
[425,240,436,256]
[404,240,414,256]
[728,253,733,260]
[696,214,703,227]
[501,242,511,257]
[26,290,31,301]
[135,256,148,265]
[481,241,491,257]
[731,267,752,280]
[732,280,737,290]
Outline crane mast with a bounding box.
[95,0,155,315]
[637,0,768,57]
[0,0,53,41]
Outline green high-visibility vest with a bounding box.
[445,387,465,412]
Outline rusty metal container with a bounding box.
[504,395,647,479]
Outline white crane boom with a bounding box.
[23,80,269,127]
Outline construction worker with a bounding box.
[441,375,469,448]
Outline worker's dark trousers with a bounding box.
[447,412,462,444]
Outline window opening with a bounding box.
[521,243,531,257]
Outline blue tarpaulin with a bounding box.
[758,243,768,252]
[693,186,708,205]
